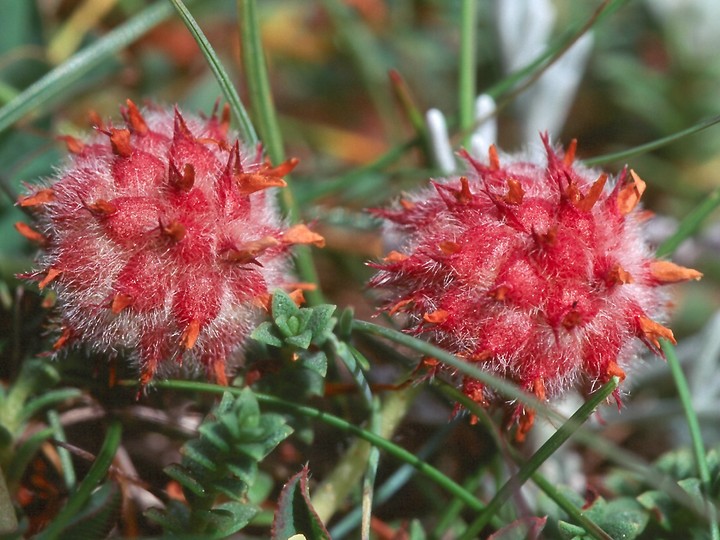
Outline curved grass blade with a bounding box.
[35,422,122,540]
[168,0,257,143]
[585,114,720,167]
[662,340,720,540]
[237,0,323,304]
[656,189,720,258]
[0,0,192,134]
[462,379,619,540]
[142,379,495,522]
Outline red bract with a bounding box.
[17,101,323,385]
[370,137,701,439]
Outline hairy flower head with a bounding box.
[17,101,323,385]
[370,137,701,438]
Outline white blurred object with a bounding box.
[646,0,720,65]
[426,108,456,173]
[519,33,594,144]
[426,94,498,173]
[496,0,556,73]
[470,94,498,159]
[495,0,594,144]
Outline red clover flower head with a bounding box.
[17,101,323,385]
[370,137,701,438]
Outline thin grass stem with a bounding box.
[662,340,720,540]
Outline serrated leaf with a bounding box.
[637,490,673,530]
[212,501,258,535]
[145,502,190,532]
[164,464,206,497]
[196,424,231,453]
[181,441,218,472]
[272,466,330,540]
[252,321,284,347]
[210,477,249,501]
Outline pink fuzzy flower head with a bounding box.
[370,137,701,438]
[17,101,324,385]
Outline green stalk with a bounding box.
[656,189,720,258]
[47,410,77,490]
[168,0,257,143]
[0,0,196,134]
[36,422,122,540]
[662,340,720,540]
[144,379,498,523]
[461,379,618,539]
[352,320,549,413]
[459,0,478,147]
[237,0,323,304]
[585,114,720,167]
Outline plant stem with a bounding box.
[459,0,477,147]
[237,0,323,304]
[145,379,499,524]
[662,340,720,540]
[461,378,618,539]
[169,0,257,143]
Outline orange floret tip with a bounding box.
[650,260,703,284]
[503,178,524,205]
[423,309,449,324]
[384,250,409,263]
[563,138,577,166]
[38,268,62,290]
[180,320,201,350]
[18,189,55,207]
[111,293,133,314]
[58,135,85,154]
[124,99,148,135]
[282,224,325,247]
[617,169,647,215]
[109,128,132,157]
[638,315,676,349]
[15,222,46,245]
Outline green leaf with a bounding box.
[272,466,331,540]
[285,330,313,350]
[210,501,258,536]
[272,290,300,320]
[58,482,121,540]
[168,0,256,143]
[250,321,283,347]
[0,1,190,135]
[164,464,206,497]
[306,304,336,345]
[35,422,122,540]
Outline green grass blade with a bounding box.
[237,0,323,304]
[585,114,720,167]
[458,0,477,147]
[662,340,720,540]
[462,379,618,540]
[0,0,188,134]
[141,379,496,522]
[237,0,284,167]
[35,421,122,540]
[169,0,257,143]
[656,189,720,258]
